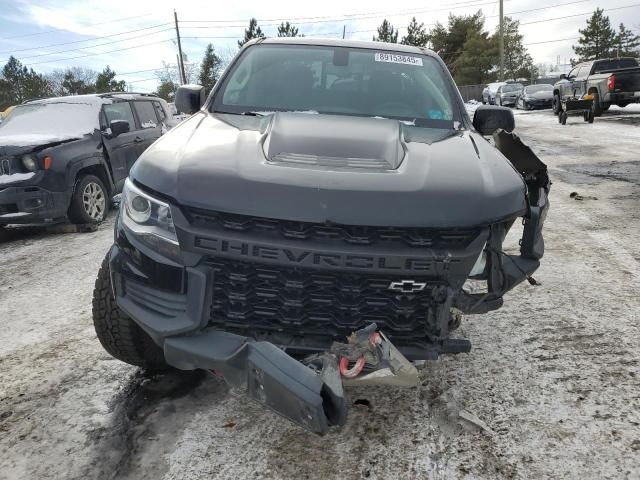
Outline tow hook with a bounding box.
[318,323,419,388]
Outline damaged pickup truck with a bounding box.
[92,38,550,434]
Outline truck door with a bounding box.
[573,65,590,98]
[562,66,580,99]
[101,102,140,188]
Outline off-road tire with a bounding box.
[68,174,108,224]
[92,255,168,370]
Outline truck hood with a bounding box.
[131,112,527,227]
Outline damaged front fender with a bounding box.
[493,129,550,260]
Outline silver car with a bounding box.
[482,82,507,104]
[496,83,524,107]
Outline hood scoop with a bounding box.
[263,112,406,171]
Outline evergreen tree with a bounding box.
[401,17,428,47]
[454,33,498,84]
[615,23,640,57]
[0,56,52,108]
[238,18,265,48]
[277,22,300,37]
[573,9,617,61]
[498,17,534,81]
[95,66,126,93]
[198,43,222,94]
[373,20,398,43]
[428,11,486,74]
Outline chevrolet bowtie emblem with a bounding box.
[388,280,427,293]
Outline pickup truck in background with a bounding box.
[552,57,640,116]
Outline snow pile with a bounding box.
[0,172,35,185]
[0,97,105,146]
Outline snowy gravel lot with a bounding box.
[1,106,639,480]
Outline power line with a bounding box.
[24,39,173,66]
[520,3,640,26]
[1,23,172,55]
[179,0,505,25]
[524,36,581,45]
[16,28,175,61]
[0,13,157,40]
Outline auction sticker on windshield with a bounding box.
[374,52,423,66]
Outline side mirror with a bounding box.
[559,73,567,80]
[110,120,130,137]
[473,106,515,136]
[175,84,206,114]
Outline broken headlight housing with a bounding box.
[121,178,181,261]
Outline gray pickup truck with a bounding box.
[552,57,640,116]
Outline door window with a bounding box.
[133,101,159,128]
[103,102,136,129]
[152,101,167,122]
[575,66,589,79]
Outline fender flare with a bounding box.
[67,155,116,193]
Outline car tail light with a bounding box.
[43,155,53,169]
[608,75,616,91]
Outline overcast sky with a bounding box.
[1,0,639,91]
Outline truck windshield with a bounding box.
[0,101,100,139]
[213,44,459,129]
[594,58,638,73]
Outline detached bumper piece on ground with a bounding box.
[165,323,417,434]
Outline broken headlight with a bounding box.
[121,178,181,261]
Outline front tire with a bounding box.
[92,255,168,370]
[68,174,108,224]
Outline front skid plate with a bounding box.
[164,330,346,435]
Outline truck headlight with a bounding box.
[121,178,181,261]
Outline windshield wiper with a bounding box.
[214,110,270,116]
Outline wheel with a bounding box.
[92,255,169,370]
[68,174,108,224]
[591,91,602,117]
[497,97,502,106]
[553,94,561,115]
[602,103,611,111]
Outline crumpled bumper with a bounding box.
[163,324,417,435]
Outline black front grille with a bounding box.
[186,207,479,249]
[208,258,446,345]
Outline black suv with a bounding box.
[92,38,549,434]
[0,93,175,226]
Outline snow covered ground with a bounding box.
[1,106,640,479]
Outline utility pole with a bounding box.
[342,25,346,39]
[499,0,504,81]
[174,10,187,84]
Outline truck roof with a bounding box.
[248,37,438,58]
[24,92,159,106]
